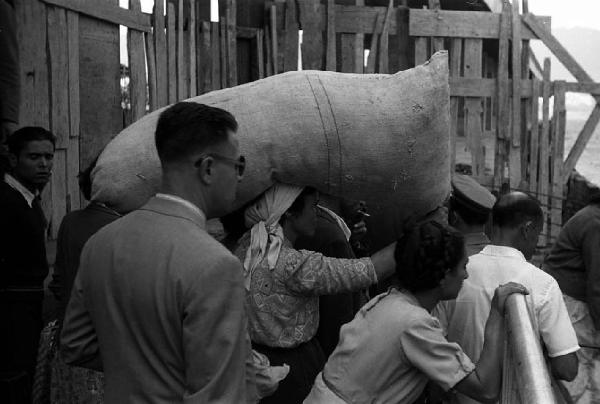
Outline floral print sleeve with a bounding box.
[280,248,377,297]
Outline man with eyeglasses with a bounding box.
[434,192,579,404]
[61,102,252,403]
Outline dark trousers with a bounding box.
[0,294,44,403]
[253,338,326,404]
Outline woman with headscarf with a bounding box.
[234,183,397,403]
[303,220,528,404]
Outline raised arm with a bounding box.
[282,242,396,296]
[454,282,529,402]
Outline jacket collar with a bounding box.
[4,173,37,208]
[140,194,206,229]
[479,244,526,262]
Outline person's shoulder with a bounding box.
[0,180,26,208]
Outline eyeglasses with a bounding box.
[195,153,246,176]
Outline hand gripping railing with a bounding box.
[503,293,557,403]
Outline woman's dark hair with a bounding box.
[279,186,318,225]
[395,220,465,293]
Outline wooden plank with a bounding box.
[450,78,534,97]
[429,0,444,54]
[326,0,336,71]
[270,4,278,73]
[42,0,151,32]
[538,58,551,241]
[529,79,540,195]
[377,0,393,74]
[226,0,237,86]
[463,38,484,177]
[153,0,168,107]
[365,13,382,74]
[396,5,409,71]
[257,28,265,79]
[354,0,365,73]
[167,1,177,103]
[67,137,81,212]
[177,0,186,99]
[283,0,299,72]
[496,0,510,140]
[67,10,79,138]
[264,24,273,77]
[340,34,355,73]
[449,38,462,173]
[128,0,147,122]
[299,0,322,70]
[47,6,70,148]
[145,32,158,111]
[211,22,221,89]
[237,26,257,39]
[511,0,521,148]
[189,0,197,97]
[220,20,227,88]
[198,21,212,94]
[414,37,428,66]
[564,82,600,94]
[409,9,550,40]
[550,81,566,241]
[50,149,67,239]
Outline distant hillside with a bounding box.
[531,27,600,82]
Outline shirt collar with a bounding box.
[4,173,37,208]
[479,244,526,261]
[155,193,206,223]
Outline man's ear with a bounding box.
[196,157,213,185]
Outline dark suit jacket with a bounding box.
[60,196,250,403]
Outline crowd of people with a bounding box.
[1,101,599,404]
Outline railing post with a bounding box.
[504,294,556,403]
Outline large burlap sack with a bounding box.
[92,52,451,229]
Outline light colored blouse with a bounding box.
[304,289,475,404]
[234,233,377,348]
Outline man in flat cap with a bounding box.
[448,174,496,256]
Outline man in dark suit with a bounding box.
[61,103,253,403]
[0,127,55,401]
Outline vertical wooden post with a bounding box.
[128,0,147,122]
[257,28,265,78]
[189,0,197,97]
[176,0,186,99]
[414,37,428,65]
[198,21,212,95]
[529,79,540,195]
[211,21,220,90]
[463,38,484,176]
[396,3,410,71]
[509,0,522,187]
[539,58,551,244]
[226,0,237,86]
[153,0,168,107]
[429,0,444,53]
[325,0,336,71]
[365,12,382,74]
[220,20,227,88]
[283,0,299,72]
[378,0,394,74]
[66,10,81,211]
[270,4,278,74]
[449,38,463,174]
[167,1,177,103]
[298,0,323,70]
[550,81,566,242]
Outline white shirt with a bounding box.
[155,193,206,223]
[4,173,37,207]
[434,245,579,404]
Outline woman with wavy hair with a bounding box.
[304,220,528,404]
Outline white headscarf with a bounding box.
[317,205,351,241]
[243,183,304,289]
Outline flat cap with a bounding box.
[451,174,496,214]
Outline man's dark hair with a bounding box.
[394,220,465,293]
[78,156,100,201]
[449,196,490,226]
[492,192,543,229]
[155,102,238,164]
[7,126,56,156]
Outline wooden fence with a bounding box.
[14,0,600,247]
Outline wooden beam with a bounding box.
[211,22,221,89]
[464,38,484,177]
[563,106,600,182]
[153,0,168,107]
[450,78,535,97]
[550,81,566,241]
[176,0,185,99]
[414,37,428,66]
[299,0,323,70]
[529,79,540,195]
[564,82,600,94]
[377,0,393,74]
[226,0,237,86]
[449,38,462,173]
[42,0,151,32]
[494,0,510,187]
[365,12,382,74]
[326,0,336,71]
[189,0,197,97]
[509,0,521,186]
[145,32,158,110]
[270,4,278,73]
[409,9,550,40]
[167,2,177,103]
[538,58,551,243]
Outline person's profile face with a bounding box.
[11,140,55,190]
[210,131,242,216]
[522,219,542,260]
[290,192,319,238]
[442,247,469,300]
